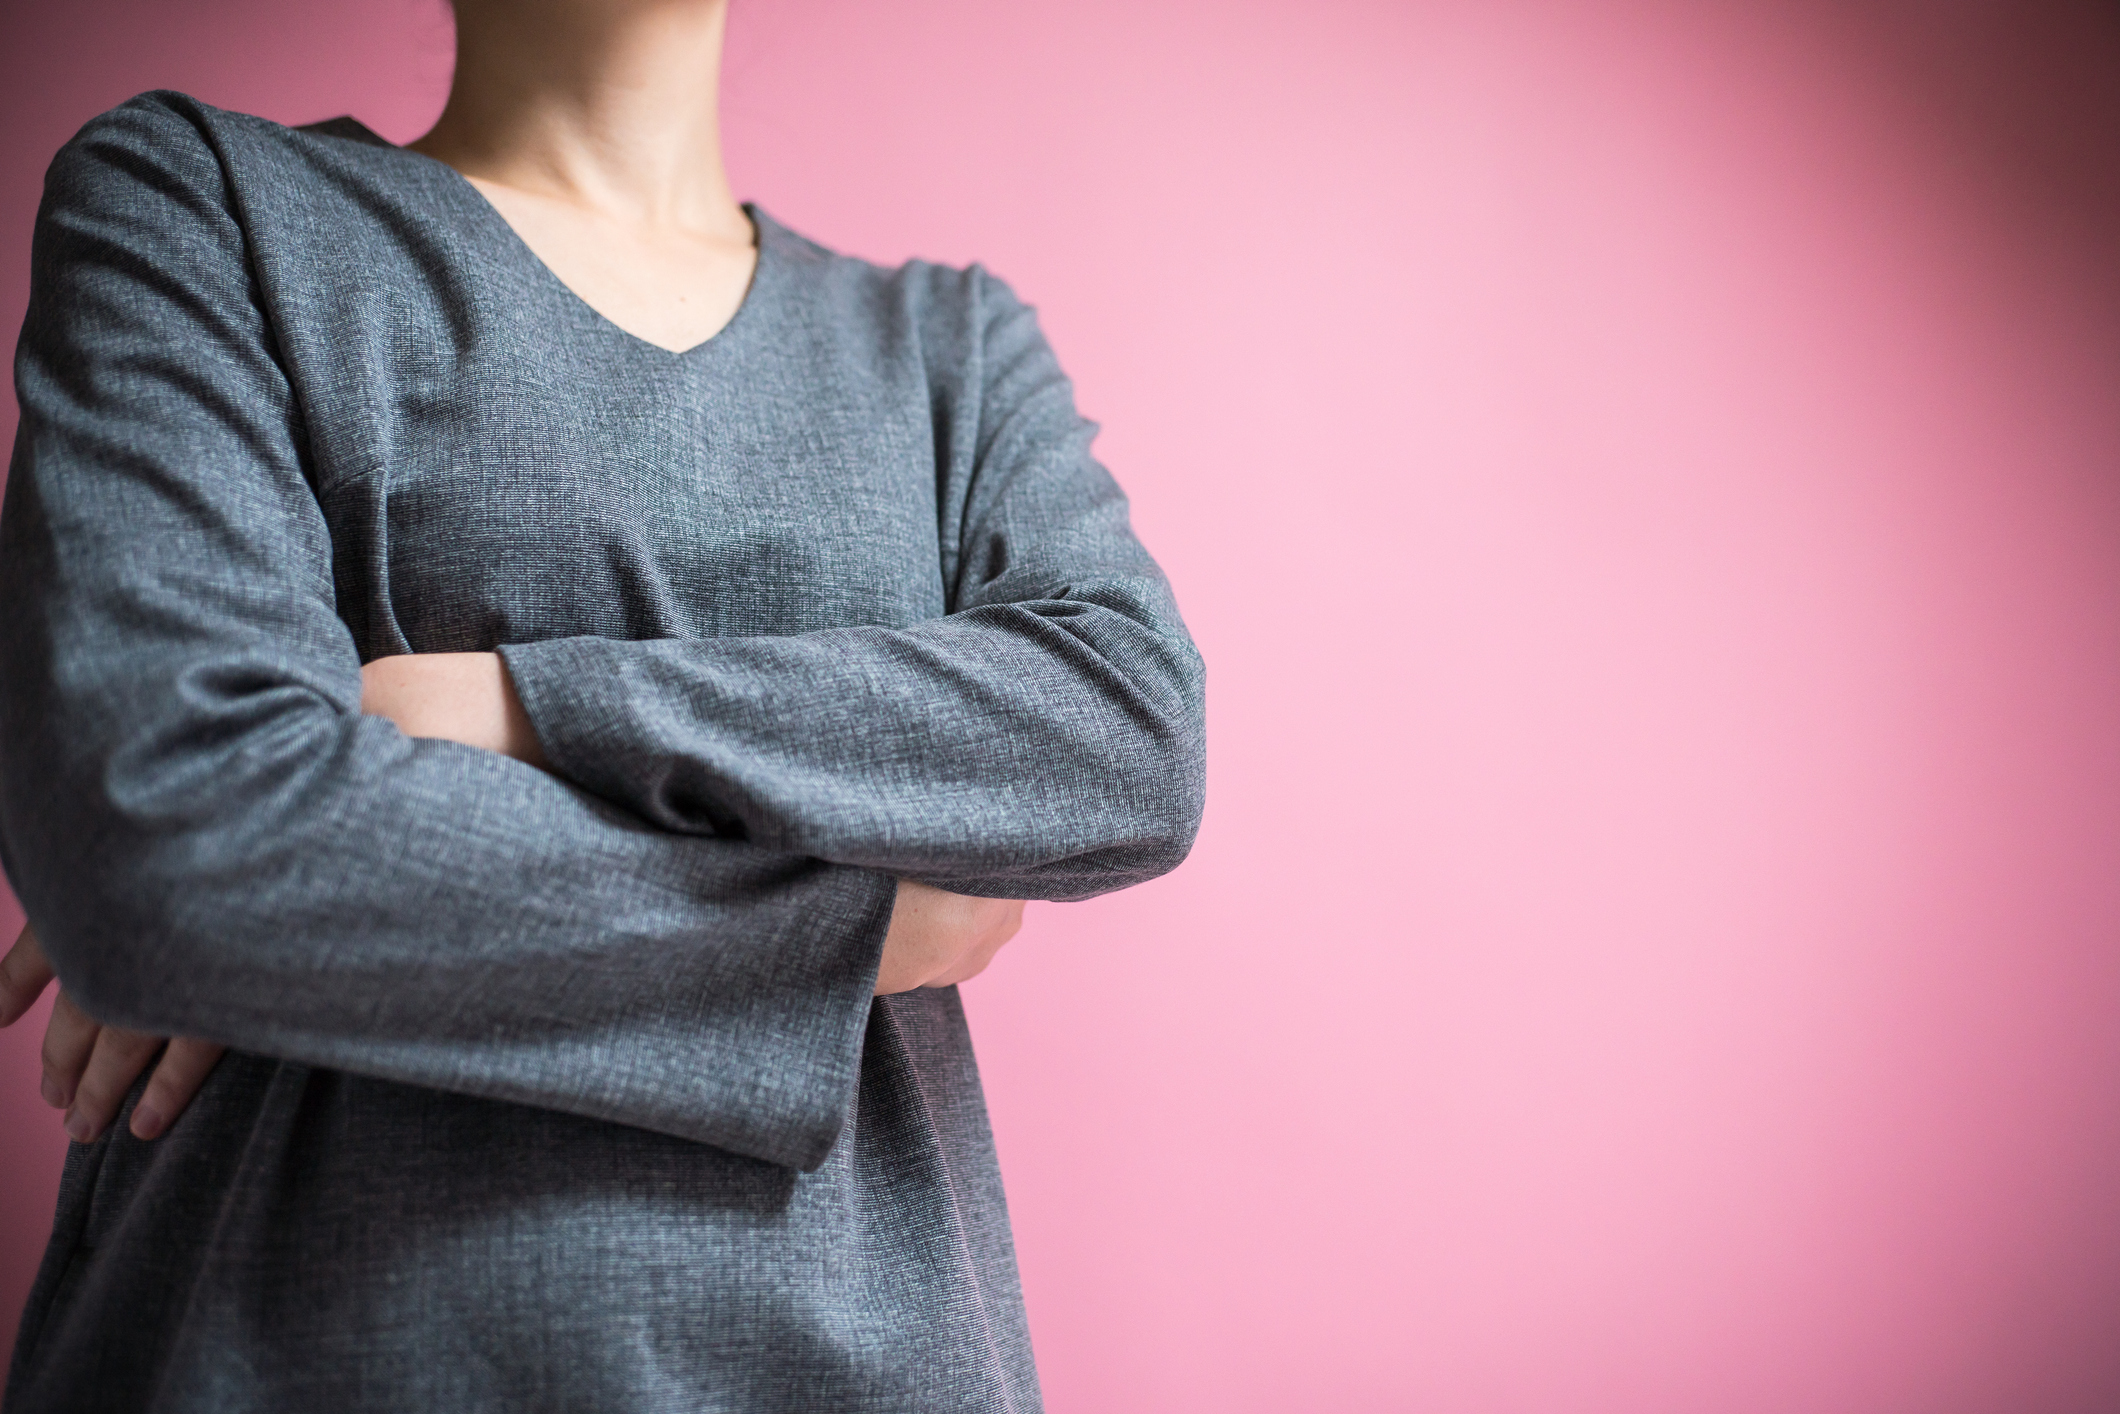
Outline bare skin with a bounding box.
[0,0,1025,1146]
[409,0,759,355]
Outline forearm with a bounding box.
[0,677,896,1166]
[499,601,1206,900]
[360,651,547,768]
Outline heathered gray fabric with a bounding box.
[0,91,1205,1413]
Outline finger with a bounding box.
[928,904,1027,988]
[64,1024,165,1145]
[927,935,1004,987]
[0,923,56,1028]
[130,1038,227,1141]
[40,990,103,1110]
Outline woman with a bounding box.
[0,0,1205,1407]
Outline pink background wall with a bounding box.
[4,2,2119,1409]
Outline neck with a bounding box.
[410,0,742,235]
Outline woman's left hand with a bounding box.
[1,923,227,1142]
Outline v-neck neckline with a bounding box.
[315,116,773,363]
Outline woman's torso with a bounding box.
[5,94,1039,1414]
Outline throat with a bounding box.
[463,176,759,353]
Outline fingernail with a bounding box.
[40,1074,64,1108]
[131,1104,165,1141]
[63,1111,96,1144]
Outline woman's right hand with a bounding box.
[0,923,226,1143]
[874,881,1024,994]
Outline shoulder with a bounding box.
[42,91,404,229]
[48,90,296,187]
[27,93,262,314]
[751,208,1049,368]
[54,89,216,155]
[41,92,225,217]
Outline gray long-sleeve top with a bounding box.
[0,92,1204,1414]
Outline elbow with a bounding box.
[39,937,152,1035]
[1025,591,1206,885]
[1,697,356,1036]
[1134,718,1208,882]
[1066,642,1206,898]
[20,844,211,1036]
[1,796,157,1031]
[1035,763,1200,903]
[1144,631,1207,866]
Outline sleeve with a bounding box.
[0,95,896,1171]
[496,268,1209,902]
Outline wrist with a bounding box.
[360,652,547,768]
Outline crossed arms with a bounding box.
[0,103,1205,1171]
[1,651,1026,1146]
